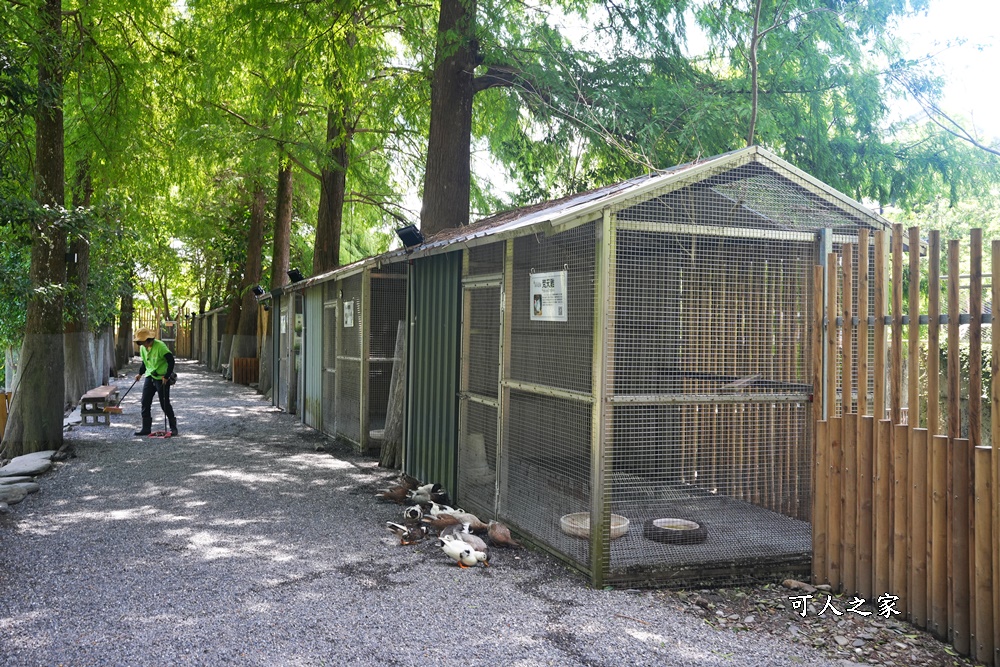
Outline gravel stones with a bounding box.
[0,360,903,667]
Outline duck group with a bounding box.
[376,474,521,568]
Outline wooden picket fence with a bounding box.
[813,224,1000,666]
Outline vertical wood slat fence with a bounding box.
[132,307,193,358]
[813,224,1000,667]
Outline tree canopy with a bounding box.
[2,0,1000,453]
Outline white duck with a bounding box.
[437,534,489,568]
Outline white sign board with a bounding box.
[529,270,568,322]
[343,301,355,328]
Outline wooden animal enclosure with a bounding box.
[813,224,1000,666]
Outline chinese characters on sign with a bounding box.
[529,270,568,322]
[788,594,900,619]
[343,301,354,328]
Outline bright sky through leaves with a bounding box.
[895,0,999,141]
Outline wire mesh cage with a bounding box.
[336,273,364,447]
[443,149,889,588]
[322,281,339,435]
[367,263,408,447]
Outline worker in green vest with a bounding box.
[133,327,178,436]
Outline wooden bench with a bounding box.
[80,385,119,426]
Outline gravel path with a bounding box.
[0,359,859,667]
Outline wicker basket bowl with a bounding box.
[560,512,630,540]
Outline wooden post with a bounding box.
[930,434,949,640]
[859,414,875,599]
[909,226,921,427]
[947,239,961,638]
[827,255,838,419]
[928,231,941,436]
[874,419,892,597]
[892,422,909,615]
[857,229,870,416]
[968,229,983,645]
[843,412,858,594]
[874,231,887,421]
[828,416,843,590]
[891,224,903,424]
[813,264,825,424]
[857,231,873,598]
[813,419,829,584]
[910,427,929,628]
[841,246,856,594]
[974,445,994,665]
[952,437,972,655]
[992,239,1000,667]
[843,244,854,416]
[948,240,962,441]
[970,229,983,448]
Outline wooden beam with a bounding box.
[910,427,929,628]
[974,445,994,665]
[928,231,941,436]
[892,423,909,615]
[908,227,921,427]
[930,434,949,640]
[874,231,887,421]
[858,415,874,599]
[891,224,903,424]
[952,437,972,655]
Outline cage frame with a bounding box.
[400,145,892,588]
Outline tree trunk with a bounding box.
[3,0,66,458]
[64,159,96,405]
[219,271,241,375]
[116,278,134,369]
[313,106,349,275]
[231,184,267,361]
[271,158,293,290]
[420,0,478,237]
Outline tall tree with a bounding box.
[420,0,478,236]
[271,158,293,290]
[230,182,268,361]
[4,0,67,456]
[64,159,97,406]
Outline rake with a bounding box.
[103,376,139,415]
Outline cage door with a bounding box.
[457,283,502,517]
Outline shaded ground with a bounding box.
[0,359,979,666]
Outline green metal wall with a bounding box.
[405,253,462,493]
[303,287,324,430]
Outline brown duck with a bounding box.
[487,520,521,548]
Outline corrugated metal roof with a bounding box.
[384,146,891,261]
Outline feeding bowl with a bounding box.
[642,517,709,544]
[560,512,630,540]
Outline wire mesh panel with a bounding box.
[603,216,816,585]
[458,283,501,517]
[277,298,290,410]
[322,281,338,437]
[509,227,595,393]
[504,390,593,569]
[498,223,596,572]
[199,317,208,365]
[367,268,408,436]
[336,273,364,447]
[467,242,504,277]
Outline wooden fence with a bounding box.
[133,307,193,358]
[813,224,1000,666]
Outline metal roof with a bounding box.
[385,145,891,261]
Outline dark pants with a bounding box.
[140,377,176,432]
